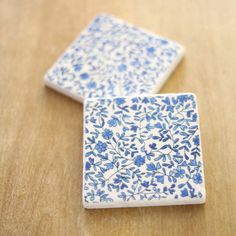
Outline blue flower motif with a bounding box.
[131,59,140,68]
[131,104,138,110]
[150,97,156,104]
[80,73,89,80]
[178,95,189,103]
[131,97,139,103]
[114,177,122,184]
[102,129,113,140]
[86,81,97,89]
[175,166,185,178]
[73,64,82,71]
[90,117,96,123]
[193,135,200,146]
[134,155,145,167]
[160,39,168,45]
[107,118,118,127]
[123,126,129,132]
[147,47,156,53]
[167,105,174,112]
[85,162,91,170]
[141,181,149,188]
[142,97,149,104]
[118,64,127,72]
[149,143,157,150]
[193,173,202,184]
[147,163,157,171]
[155,122,162,129]
[156,175,164,184]
[181,188,188,197]
[115,98,125,105]
[95,141,107,153]
[131,125,138,132]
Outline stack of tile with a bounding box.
[44,14,206,208]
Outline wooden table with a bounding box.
[1,0,236,235]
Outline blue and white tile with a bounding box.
[44,14,184,103]
[83,93,205,208]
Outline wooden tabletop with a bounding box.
[1,0,236,235]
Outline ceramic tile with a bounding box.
[83,93,205,208]
[44,14,184,103]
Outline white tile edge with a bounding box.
[83,197,206,209]
[44,76,84,103]
[84,92,196,102]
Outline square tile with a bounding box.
[83,93,205,208]
[44,14,184,103]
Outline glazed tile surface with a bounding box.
[44,14,184,102]
[83,93,205,208]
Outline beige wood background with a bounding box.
[1,0,236,235]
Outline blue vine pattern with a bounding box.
[45,14,184,100]
[83,94,204,205]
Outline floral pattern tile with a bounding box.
[83,94,205,208]
[44,14,184,102]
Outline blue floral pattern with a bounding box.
[45,14,184,101]
[83,94,205,207]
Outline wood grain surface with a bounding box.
[0,0,236,235]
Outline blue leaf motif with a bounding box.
[181,188,189,197]
[156,175,164,184]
